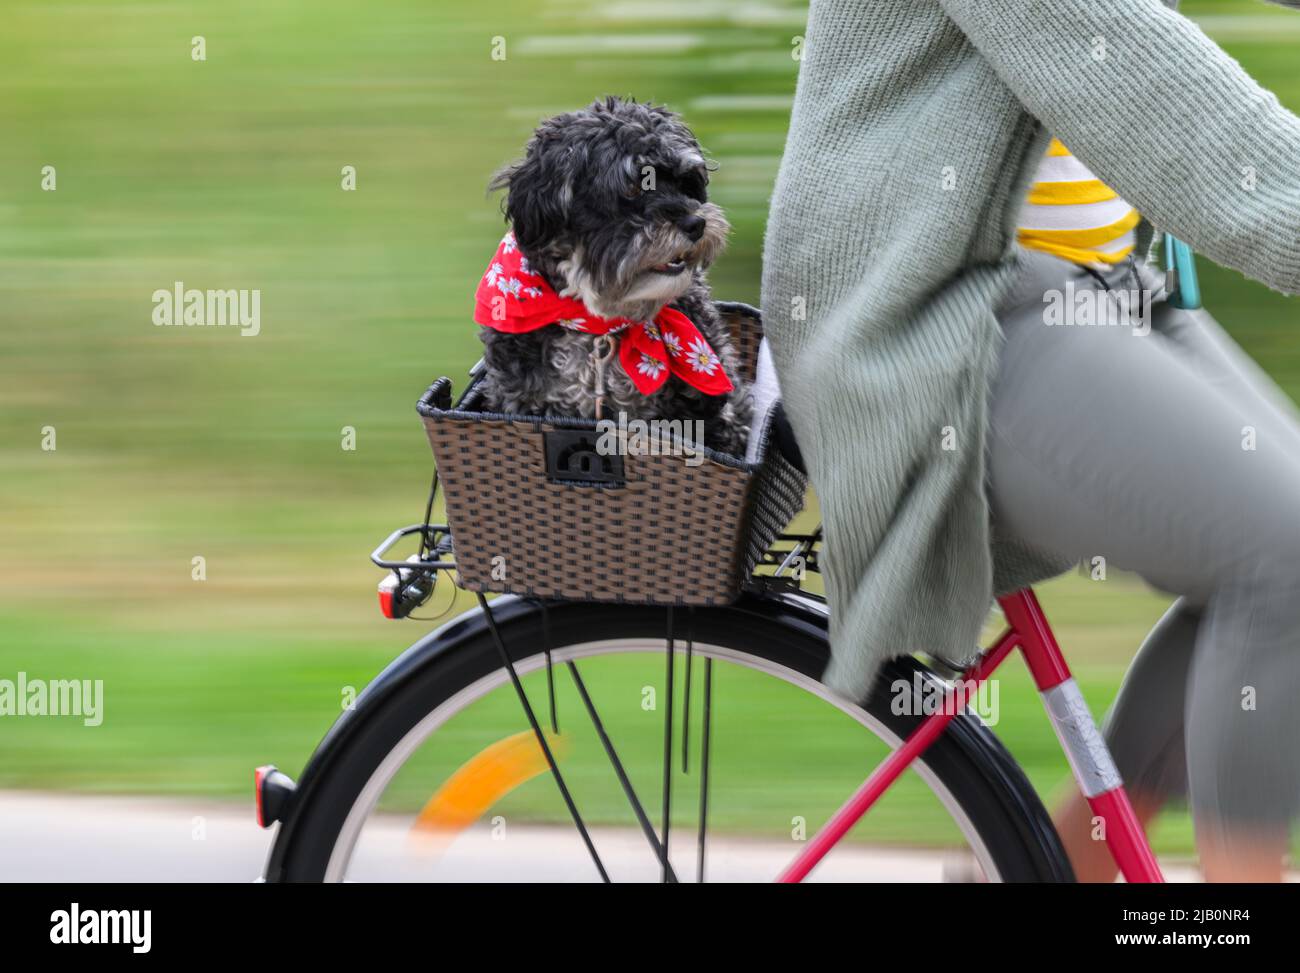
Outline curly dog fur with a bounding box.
[476,96,752,455]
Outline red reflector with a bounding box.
[254,765,270,828]
[378,588,396,618]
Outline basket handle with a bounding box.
[418,377,453,412]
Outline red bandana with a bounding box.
[473,232,733,397]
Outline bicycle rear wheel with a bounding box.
[264,593,1073,882]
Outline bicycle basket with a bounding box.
[416,301,807,606]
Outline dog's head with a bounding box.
[489,96,729,322]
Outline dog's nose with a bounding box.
[678,214,706,242]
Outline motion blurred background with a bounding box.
[2,0,1298,862]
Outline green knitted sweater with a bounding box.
[761,0,1300,699]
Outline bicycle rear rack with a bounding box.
[370,523,455,619]
[371,517,825,619]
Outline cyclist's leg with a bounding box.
[1068,261,1300,879]
[1135,258,1300,879]
[989,250,1300,879]
[1056,599,1197,881]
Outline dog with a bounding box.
[473,96,752,456]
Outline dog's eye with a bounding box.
[627,165,664,197]
[681,169,708,203]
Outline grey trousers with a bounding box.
[989,248,1300,843]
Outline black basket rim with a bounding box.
[416,299,772,471]
[712,299,761,321]
[418,396,778,473]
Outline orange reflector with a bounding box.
[410,730,568,847]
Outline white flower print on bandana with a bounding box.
[636,353,667,381]
[686,336,720,375]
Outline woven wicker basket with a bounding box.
[417,301,806,606]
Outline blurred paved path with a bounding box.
[0,791,271,883]
[0,791,1254,883]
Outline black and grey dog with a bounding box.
[477,96,752,455]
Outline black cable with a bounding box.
[419,471,439,559]
[1080,263,1111,292]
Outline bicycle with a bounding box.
[255,298,1177,884]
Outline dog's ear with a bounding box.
[488,143,569,257]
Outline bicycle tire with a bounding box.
[263,592,1075,882]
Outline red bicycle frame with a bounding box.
[778,589,1165,883]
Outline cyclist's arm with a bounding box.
[938,0,1300,295]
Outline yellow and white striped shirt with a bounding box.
[1017,138,1139,267]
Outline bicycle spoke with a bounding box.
[681,609,693,773]
[661,605,675,884]
[565,661,678,883]
[475,593,609,883]
[540,600,558,734]
[697,656,713,884]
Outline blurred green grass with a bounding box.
[0,0,1296,857]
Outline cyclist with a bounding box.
[762,0,1300,880]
